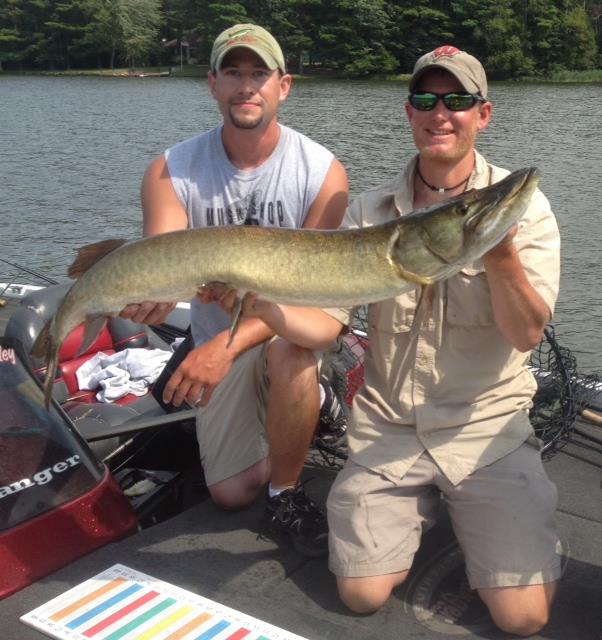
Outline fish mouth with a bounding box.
[465,167,536,238]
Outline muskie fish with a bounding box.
[32,167,539,408]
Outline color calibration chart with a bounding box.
[21,564,310,640]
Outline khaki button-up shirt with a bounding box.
[327,152,561,485]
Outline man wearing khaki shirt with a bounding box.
[226,46,561,637]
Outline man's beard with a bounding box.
[228,108,263,130]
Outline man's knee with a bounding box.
[208,484,256,510]
[266,339,317,380]
[207,460,269,510]
[489,609,551,637]
[479,582,556,637]
[336,572,408,614]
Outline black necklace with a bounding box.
[416,166,470,194]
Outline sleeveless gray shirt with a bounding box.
[165,124,334,344]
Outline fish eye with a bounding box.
[458,204,470,216]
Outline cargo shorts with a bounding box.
[195,340,322,486]
[327,442,563,589]
[195,344,271,486]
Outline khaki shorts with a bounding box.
[327,442,562,589]
[195,341,323,486]
[195,344,270,486]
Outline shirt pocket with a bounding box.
[368,288,418,334]
[446,265,495,327]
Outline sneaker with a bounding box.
[317,379,347,444]
[264,483,329,558]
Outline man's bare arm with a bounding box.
[119,155,188,324]
[482,226,550,352]
[302,158,349,230]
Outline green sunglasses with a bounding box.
[408,92,486,111]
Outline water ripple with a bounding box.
[0,77,600,372]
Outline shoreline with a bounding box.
[1,66,601,84]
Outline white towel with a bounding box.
[76,348,171,403]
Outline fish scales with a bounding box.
[72,224,406,308]
[31,167,539,408]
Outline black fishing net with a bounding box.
[316,317,593,465]
[528,325,581,456]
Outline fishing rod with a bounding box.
[0,258,59,286]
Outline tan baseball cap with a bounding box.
[210,24,286,74]
[409,45,488,98]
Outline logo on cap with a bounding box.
[227,27,253,38]
[432,45,461,59]
[226,27,256,46]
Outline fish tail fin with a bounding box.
[42,347,60,409]
[30,314,107,409]
[68,239,128,279]
[30,320,59,409]
[30,320,51,360]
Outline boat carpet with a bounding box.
[1,441,601,640]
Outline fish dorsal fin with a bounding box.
[68,239,128,279]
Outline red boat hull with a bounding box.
[0,469,137,599]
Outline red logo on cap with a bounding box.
[432,45,461,59]
[227,35,257,46]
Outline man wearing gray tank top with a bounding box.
[120,24,348,557]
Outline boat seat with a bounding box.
[4,283,162,411]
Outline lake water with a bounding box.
[1,76,600,372]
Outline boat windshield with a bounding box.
[0,337,103,531]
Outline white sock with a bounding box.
[268,484,294,498]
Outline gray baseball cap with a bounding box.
[210,24,286,74]
[409,45,488,98]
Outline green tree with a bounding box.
[250,0,318,73]
[78,0,162,68]
[193,2,249,64]
[45,0,93,69]
[391,0,454,72]
[119,0,162,68]
[161,0,200,64]
[519,0,566,74]
[1,0,64,69]
[561,4,598,69]
[76,0,122,68]
[0,0,599,74]
[0,27,21,70]
[587,2,602,62]
[450,0,534,77]
[0,0,25,69]
[310,0,398,76]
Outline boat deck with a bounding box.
[1,296,601,639]
[2,420,602,639]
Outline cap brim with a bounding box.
[215,45,281,72]
[409,64,480,95]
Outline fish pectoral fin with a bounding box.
[68,239,128,279]
[226,290,254,347]
[77,315,108,357]
[227,297,243,348]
